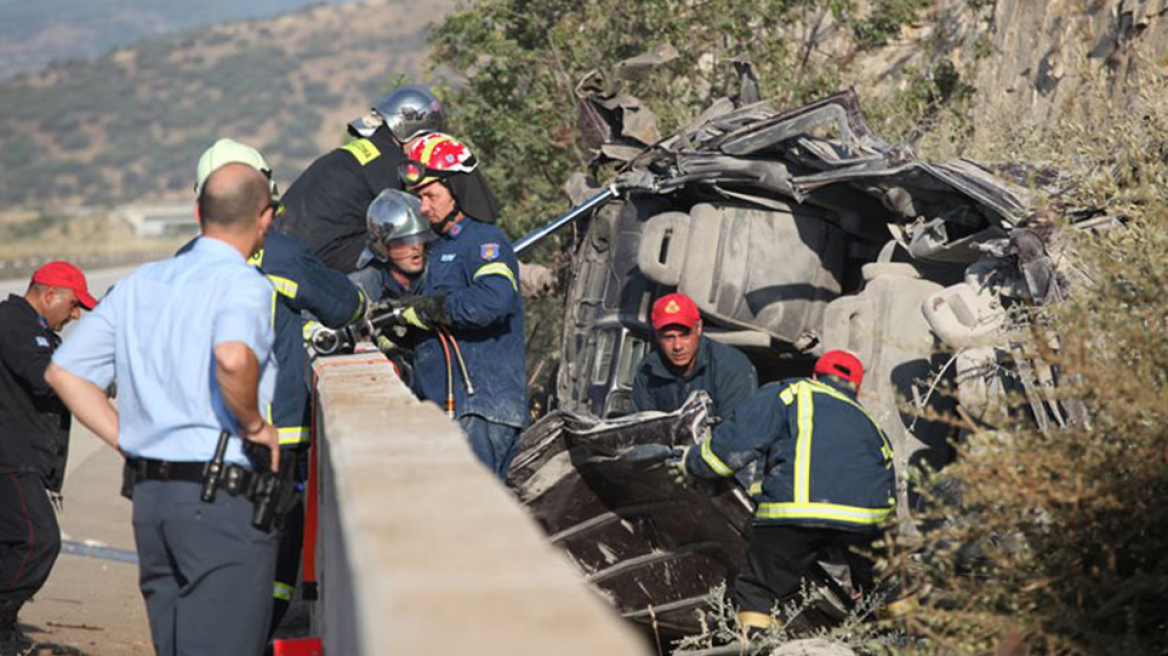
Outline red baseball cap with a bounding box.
[814,350,864,390]
[31,261,96,310]
[651,293,700,331]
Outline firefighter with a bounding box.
[346,188,435,387]
[276,85,447,273]
[674,350,896,633]
[186,139,367,639]
[349,188,433,303]
[393,133,525,479]
[631,292,757,419]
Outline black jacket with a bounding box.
[0,295,70,491]
[631,335,758,419]
[277,126,406,273]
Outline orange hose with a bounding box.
[436,329,454,419]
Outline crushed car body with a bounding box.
[508,73,1089,634]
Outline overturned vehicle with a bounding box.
[507,85,1089,635]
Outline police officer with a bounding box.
[277,86,447,272]
[675,350,896,633]
[47,162,281,655]
[631,292,757,419]
[186,139,367,639]
[393,133,525,479]
[0,261,94,653]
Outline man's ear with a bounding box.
[194,201,204,228]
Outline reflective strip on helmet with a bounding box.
[472,262,518,292]
[278,426,311,445]
[700,440,734,477]
[273,581,295,601]
[755,501,894,525]
[342,138,380,166]
[267,275,299,300]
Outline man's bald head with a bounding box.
[197,162,271,231]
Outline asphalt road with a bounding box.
[1,266,152,655]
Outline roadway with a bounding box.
[1,266,152,655]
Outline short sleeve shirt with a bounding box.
[53,237,277,466]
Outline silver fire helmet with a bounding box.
[373,86,446,143]
[360,189,435,267]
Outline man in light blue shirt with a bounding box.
[46,161,281,655]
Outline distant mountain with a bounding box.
[0,0,456,210]
[0,0,354,81]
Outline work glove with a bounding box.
[398,294,450,330]
[669,446,696,488]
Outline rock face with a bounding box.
[854,0,1168,130]
[966,0,1168,129]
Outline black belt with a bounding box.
[128,458,255,495]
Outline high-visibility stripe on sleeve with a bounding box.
[794,382,814,504]
[346,288,367,326]
[700,440,734,477]
[278,426,311,445]
[273,581,294,601]
[267,275,299,299]
[755,501,894,525]
[473,262,518,292]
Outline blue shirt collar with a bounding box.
[190,235,248,262]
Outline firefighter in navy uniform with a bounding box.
[276,86,446,273]
[187,139,366,639]
[344,189,434,387]
[392,133,525,479]
[676,350,896,634]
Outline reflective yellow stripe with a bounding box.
[268,275,299,299]
[270,289,277,328]
[273,582,294,601]
[342,138,380,165]
[278,426,310,445]
[700,440,734,477]
[755,501,895,525]
[748,480,763,496]
[346,288,367,325]
[248,249,265,267]
[794,382,814,504]
[473,262,518,292]
[779,387,795,405]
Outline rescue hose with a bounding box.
[441,328,474,396]
[436,329,455,419]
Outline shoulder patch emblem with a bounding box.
[480,243,500,261]
[440,253,457,262]
[35,336,50,348]
[342,138,381,166]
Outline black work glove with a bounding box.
[399,294,450,330]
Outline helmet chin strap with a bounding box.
[431,183,462,235]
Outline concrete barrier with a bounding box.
[310,349,650,655]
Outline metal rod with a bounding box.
[511,187,616,256]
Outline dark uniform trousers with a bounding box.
[0,473,60,607]
[732,524,876,614]
[132,480,277,655]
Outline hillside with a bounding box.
[0,0,353,81]
[0,0,456,210]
